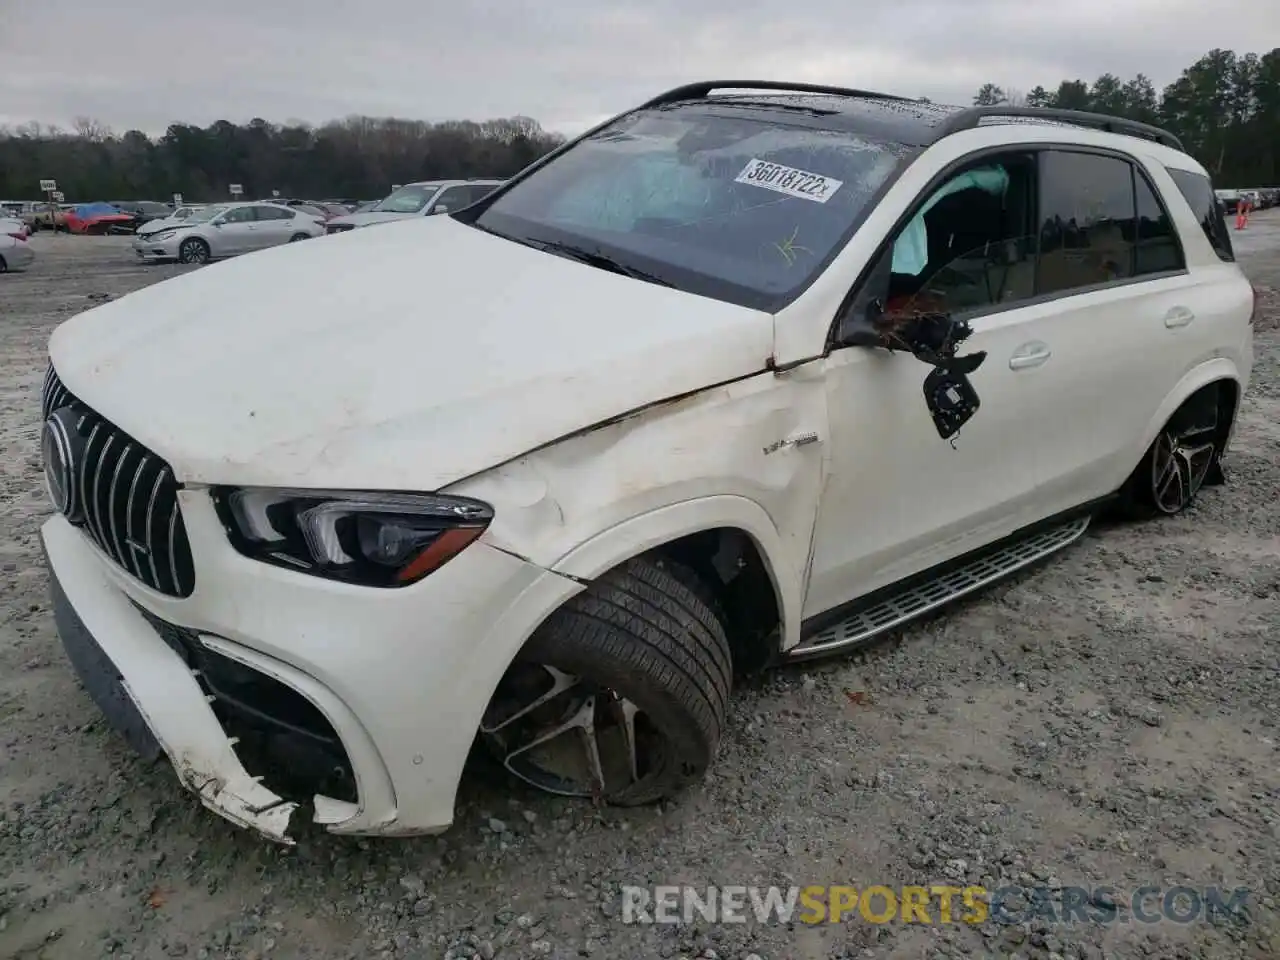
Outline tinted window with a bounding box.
[879,152,1039,319]
[432,186,473,212]
[1167,168,1235,262]
[1133,170,1184,275]
[1037,151,1136,295]
[472,105,911,311]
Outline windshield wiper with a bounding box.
[536,240,673,287]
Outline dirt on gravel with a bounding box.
[1,225,1278,960]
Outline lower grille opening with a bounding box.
[138,607,358,804]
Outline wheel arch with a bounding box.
[550,496,804,666]
[1138,360,1242,460]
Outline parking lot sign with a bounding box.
[52,191,65,202]
[173,193,183,206]
[229,184,244,196]
[39,179,56,192]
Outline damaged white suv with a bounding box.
[41,81,1254,843]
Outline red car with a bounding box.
[65,203,136,235]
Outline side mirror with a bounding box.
[211,220,224,228]
[430,204,449,215]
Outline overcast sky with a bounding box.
[2,0,1277,137]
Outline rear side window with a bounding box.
[1036,151,1137,295]
[1133,171,1184,275]
[1166,167,1235,262]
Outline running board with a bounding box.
[787,516,1091,661]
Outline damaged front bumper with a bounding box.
[42,518,300,843]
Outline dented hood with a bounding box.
[49,216,773,490]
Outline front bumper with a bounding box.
[131,234,182,260]
[41,490,583,843]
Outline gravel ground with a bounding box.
[1,223,1279,960]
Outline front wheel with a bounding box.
[480,557,731,806]
[178,237,210,264]
[289,232,310,243]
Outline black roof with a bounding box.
[636,81,1184,151]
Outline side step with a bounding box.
[787,516,1091,661]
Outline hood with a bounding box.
[50,216,774,491]
[138,217,183,235]
[327,211,420,228]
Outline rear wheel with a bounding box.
[480,556,731,805]
[289,232,310,243]
[1119,418,1220,518]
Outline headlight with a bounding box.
[146,229,176,242]
[212,488,493,587]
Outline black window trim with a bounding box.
[827,140,1192,352]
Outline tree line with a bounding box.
[0,115,565,203]
[2,45,1275,204]
[973,47,1280,188]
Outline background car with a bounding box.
[65,203,136,235]
[108,200,172,232]
[131,201,324,264]
[0,227,34,272]
[24,201,68,231]
[323,179,503,234]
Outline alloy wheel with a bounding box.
[479,662,665,801]
[1150,427,1216,514]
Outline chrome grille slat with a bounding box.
[41,365,195,598]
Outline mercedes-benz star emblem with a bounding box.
[42,407,85,522]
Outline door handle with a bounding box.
[1164,306,1194,328]
[1009,342,1051,370]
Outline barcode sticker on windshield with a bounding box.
[734,159,843,203]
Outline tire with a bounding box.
[488,556,732,806]
[178,237,210,264]
[289,232,310,243]
[0,255,7,273]
[1117,415,1221,520]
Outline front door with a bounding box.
[804,149,1056,618]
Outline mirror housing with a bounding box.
[430,204,449,215]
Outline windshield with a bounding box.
[187,205,227,223]
[373,184,440,214]
[471,106,911,310]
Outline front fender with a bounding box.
[553,496,804,650]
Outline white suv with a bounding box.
[40,81,1254,843]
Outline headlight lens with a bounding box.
[212,488,493,587]
[146,229,176,242]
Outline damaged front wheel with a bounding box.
[480,557,731,805]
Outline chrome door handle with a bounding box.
[1164,306,1194,328]
[1009,342,1051,370]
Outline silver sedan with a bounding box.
[132,202,324,264]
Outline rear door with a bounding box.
[1019,148,1205,514]
[253,205,298,246]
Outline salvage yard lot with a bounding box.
[1,226,1279,960]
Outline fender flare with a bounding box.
[1137,359,1242,458]
[552,495,804,649]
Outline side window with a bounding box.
[221,206,255,224]
[1036,151,1135,295]
[1133,170,1184,275]
[881,152,1039,320]
[1166,167,1235,262]
[431,186,473,212]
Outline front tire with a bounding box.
[289,232,310,243]
[480,556,731,806]
[178,237,210,264]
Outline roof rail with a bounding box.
[638,80,919,110]
[933,106,1184,151]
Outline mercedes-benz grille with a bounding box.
[42,365,195,598]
